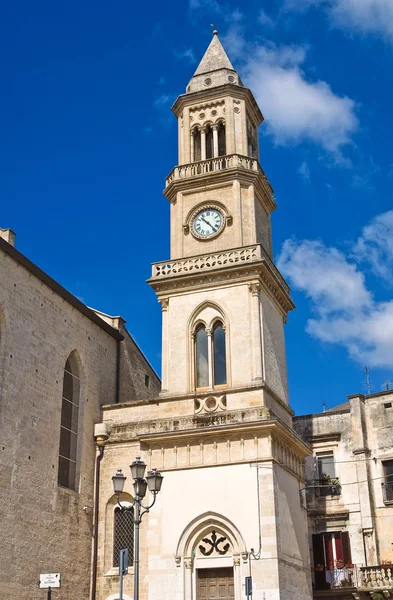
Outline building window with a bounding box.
[113,507,134,568]
[145,374,150,388]
[312,532,353,590]
[193,129,201,162]
[217,122,226,156]
[382,460,393,503]
[195,325,209,388]
[195,321,227,390]
[317,454,335,479]
[205,125,214,159]
[58,354,80,490]
[213,322,226,385]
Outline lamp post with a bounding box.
[112,457,163,600]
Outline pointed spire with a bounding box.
[193,30,235,77]
[186,30,241,94]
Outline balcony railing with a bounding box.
[382,481,393,504]
[165,154,272,189]
[150,244,290,295]
[152,245,261,279]
[314,565,358,590]
[359,565,393,590]
[308,479,342,498]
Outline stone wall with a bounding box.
[0,241,159,599]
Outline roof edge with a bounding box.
[0,236,123,341]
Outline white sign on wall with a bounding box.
[39,573,61,589]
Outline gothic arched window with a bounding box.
[213,321,227,386]
[194,321,227,390]
[113,506,134,568]
[217,122,226,156]
[195,325,209,389]
[58,353,80,490]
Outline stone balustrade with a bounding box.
[359,565,393,590]
[152,244,261,278]
[151,245,290,295]
[165,154,271,189]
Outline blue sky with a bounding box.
[1,0,393,415]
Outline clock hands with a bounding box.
[201,216,218,232]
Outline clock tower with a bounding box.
[97,31,312,600]
[149,30,294,423]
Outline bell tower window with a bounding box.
[195,325,209,388]
[205,125,214,159]
[194,320,227,390]
[217,122,226,156]
[193,129,201,162]
[213,321,227,385]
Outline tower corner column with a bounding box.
[248,283,263,382]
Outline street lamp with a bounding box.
[112,457,163,600]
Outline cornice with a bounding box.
[148,260,295,316]
[172,84,263,125]
[164,164,275,213]
[137,418,309,457]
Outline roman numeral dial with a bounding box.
[191,207,224,240]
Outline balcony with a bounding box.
[382,481,393,504]
[165,154,272,191]
[307,478,342,499]
[359,564,393,591]
[149,244,290,296]
[314,564,358,591]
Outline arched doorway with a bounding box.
[175,513,247,600]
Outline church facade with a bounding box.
[0,228,160,600]
[95,33,313,600]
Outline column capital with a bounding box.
[248,282,261,297]
[159,298,169,311]
[184,557,194,569]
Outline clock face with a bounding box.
[192,207,224,239]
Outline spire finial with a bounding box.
[210,24,218,36]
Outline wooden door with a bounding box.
[197,568,234,600]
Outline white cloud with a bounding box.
[277,213,393,368]
[353,210,393,282]
[298,160,311,181]
[174,48,196,64]
[285,0,393,41]
[259,8,274,27]
[277,239,372,313]
[189,0,222,12]
[153,94,172,109]
[242,43,358,154]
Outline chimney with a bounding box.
[0,228,16,247]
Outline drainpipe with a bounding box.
[91,423,110,600]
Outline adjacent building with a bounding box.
[294,391,393,599]
[0,229,160,599]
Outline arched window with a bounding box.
[193,129,201,162]
[205,125,214,159]
[58,354,80,490]
[217,122,226,156]
[113,506,134,568]
[194,321,227,390]
[213,322,227,386]
[195,325,209,389]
